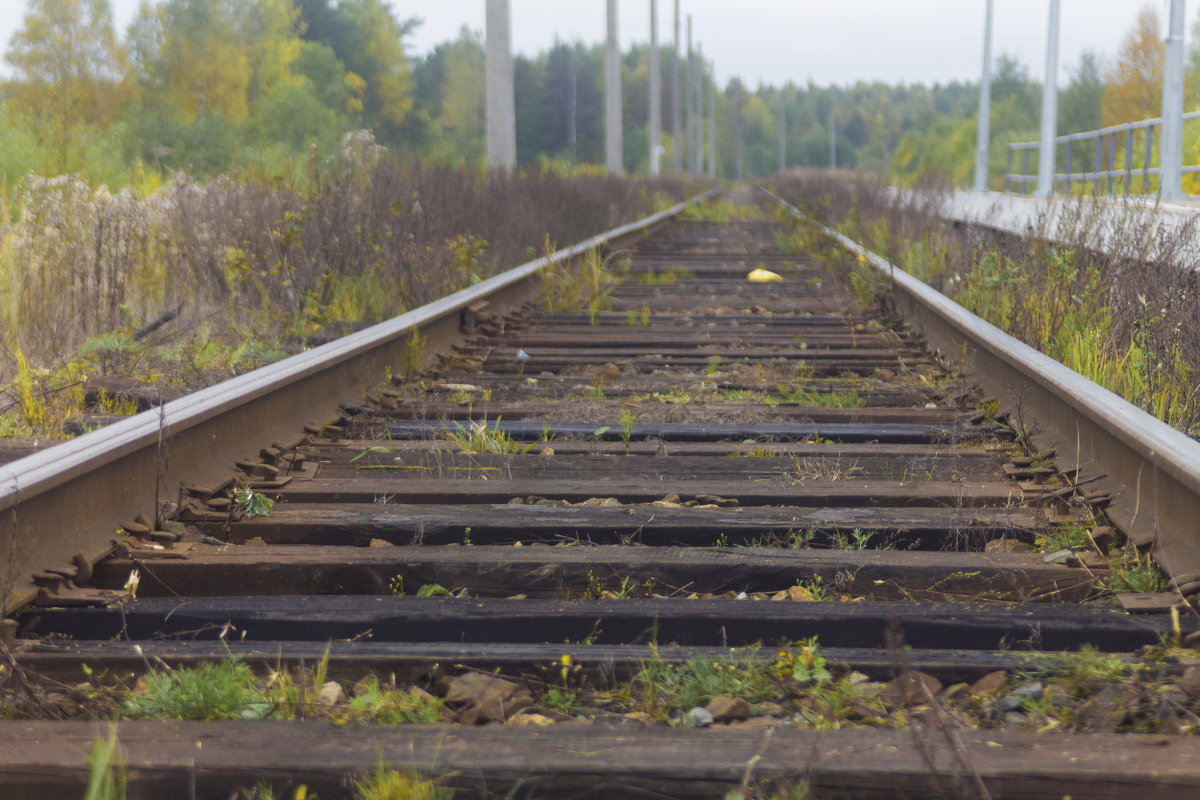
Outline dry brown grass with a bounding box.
[0,132,695,393]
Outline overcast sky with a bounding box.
[0,1,1176,87]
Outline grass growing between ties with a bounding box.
[83,728,125,800]
[234,768,448,800]
[19,637,1200,741]
[442,417,535,455]
[681,196,764,223]
[113,655,445,725]
[353,766,452,800]
[537,243,628,322]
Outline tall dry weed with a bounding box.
[0,131,695,388]
[773,170,1200,433]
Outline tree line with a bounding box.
[0,1,1194,191]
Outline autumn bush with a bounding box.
[0,131,695,414]
[770,169,1200,434]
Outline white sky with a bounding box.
[0,0,1177,87]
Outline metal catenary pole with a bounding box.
[829,95,836,169]
[649,0,662,175]
[778,89,786,174]
[735,85,744,180]
[605,0,623,175]
[1161,0,1186,201]
[672,0,682,173]
[686,15,694,174]
[708,59,716,177]
[1036,0,1060,197]
[485,0,516,171]
[973,0,994,192]
[695,43,704,175]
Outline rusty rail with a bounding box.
[762,186,1200,591]
[0,190,717,622]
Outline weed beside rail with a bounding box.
[769,171,1200,434]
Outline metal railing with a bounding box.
[1005,112,1200,196]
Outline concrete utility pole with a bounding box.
[672,0,682,173]
[485,0,516,171]
[1036,0,1060,197]
[778,90,786,173]
[605,0,623,175]
[649,0,662,175]
[734,87,743,180]
[685,15,694,174]
[1161,0,1186,201]
[695,44,704,175]
[973,0,994,192]
[708,62,716,178]
[568,47,577,164]
[829,97,836,169]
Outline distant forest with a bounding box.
[2,1,1197,190]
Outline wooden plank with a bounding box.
[7,639,1064,685]
[267,478,1026,509]
[90,544,1096,602]
[322,441,999,462]
[535,312,875,326]
[480,345,906,359]
[2,720,1199,800]
[313,449,1001,480]
[384,419,977,445]
[188,503,1043,548]
[497,332,892,347]
[23,596,1168,651]
[479,356,912,374]
[373,402,969,425]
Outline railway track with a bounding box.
[4,189,1200,798]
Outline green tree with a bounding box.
[1103,4,1162,127]
[1059,51,1105,174]
[5,0,130,173]
[433,29,485,166]
[338,0,416,144]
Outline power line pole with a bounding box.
[672,0,681,173]
[973,0,994,192]
[695,43,704,176]
[485,0,516,171]
[685,15,694,174]
[649,0,662,175]
[829,96,836,169]
[605,0,623,176]
[733,84,743,181]
[708,59,716,178]
[568,46,577,164]
[1036,0,1060,197]
[778,89,786,173]
[1161,0,1186,201]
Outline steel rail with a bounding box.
[761,186,1200,592]
[0,189,718,622]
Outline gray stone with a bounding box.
[682,707,714,727]
[1181,666,1200,699]
[969,670,1008,697]
[705,696,752,723]
[998,681,1042,712]
[445,672,535,724]
[160,521,188,539]
[1074,686,1130,733]
[1043,549,1079,566]
[984,539,1032,553]
[316,681,344,707]
[881,671,942,708]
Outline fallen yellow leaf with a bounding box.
[746,268,783,282]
